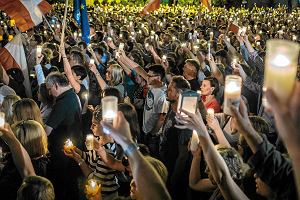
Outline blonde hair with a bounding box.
[108,64,123,86]
[13,98,44,126]
[12,120,48,158]
[1,95,21,124]
[145,156,168,183]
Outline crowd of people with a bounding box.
[0,2,299,200]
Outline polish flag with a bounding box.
[140,0,160,17]
[0,34,32,97]
[200,0,212,12]
[0,0,52,32]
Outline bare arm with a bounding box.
[89,63,107,90]
[207,115,231,147]
[60,45,81,93]
[189,145,216,191]
[207,55,225,85]
[0,124,36,178]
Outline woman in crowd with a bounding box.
[1,94,21,125]
[200,77,221,113]
[38,83,54,123]
[12,98,44,126]
[0,120,49,200]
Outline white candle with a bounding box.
[85,179,100,195]
[162,55,167,60]
[264,40,299,104]
[208,43,211,57]
[64,139,74,152]
[223,75,242,115]
[0,112,5,128]
[74,32,78,39]
[85,134,94,151]
[90,59,95,65]
[102,96,118,124]
[207,108,214,116]
[190,130,200,152]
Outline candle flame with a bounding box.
[271,54,290,68]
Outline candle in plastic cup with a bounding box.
[85,134,94,151]
[64,139,75,152]
[223,75,242,116]
[264,40,299,104]
[36,46,42,57]
[0,112,5,129]
[102,96,118,124]
[190,130,200,152]
[90,59,95,65]
[85,179,101,196]
[207,108,214,116]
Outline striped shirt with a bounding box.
[82,142,119,195]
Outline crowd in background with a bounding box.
[0,3,299,200]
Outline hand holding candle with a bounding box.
[223,75,242,116]
[85,134,94,151]
[64,139,75,153]
[85,179,101,196]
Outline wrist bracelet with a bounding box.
[124,143,139,156]
[78,159,85,166]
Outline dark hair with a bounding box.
[203,77,219,96]
[118,103,140,141]
[148,64,165,81]
[185,59,200,72]
[45,72,69,87]
[70,50,85,65]
[17,176,55,200]
[171,75,191,91]
[39,83,53,106]
[249,116,270,134]
[72,65,87,80]
[102,88,123,103]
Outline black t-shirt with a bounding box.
[46,89,83,164]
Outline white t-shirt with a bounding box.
[142,85,167,134]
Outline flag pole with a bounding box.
[59,0,69,62]
[42,15,55,34]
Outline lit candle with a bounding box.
[36,45,42,58]
[172,36,176,41]
[79,32,82,37]
[292,35,297,41]
[162,55,167,60]
[85,179,100,196]
[190,130,200,152]
[210,31,213,38]
[145,43,149,49]
[85,134,94,151]
[0,112,5,128]
[74,32,78,39]
[64,139,75,152]
[90,58,95,65]
[223,75,242,115]
[207,108,214,116]
[181,43,187,47]
[102,96,118,125]
[264,40,300,104]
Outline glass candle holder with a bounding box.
[85,179,101,196]
[85,134,94,151]
[264,39,300,105]
[224,75,242,115]
[36,45,42,57]
[102,96,118,124]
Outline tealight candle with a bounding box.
[85,134,94,151]
[64,139,75,152]
[85,179,100,196]
[264,40,300,104]
[190,130,200,152]
[223,75,242,115]
[102,96,118,125]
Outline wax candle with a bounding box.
[85,179,100,196]
[102,96,118,124]
[207,108,214,116]
[85,134,94,151]
[162,55,167,60]
[64,139,75,152]
[264,40,299,104]
[0,112,5,127]
[90,59,95,65]
[36,45,42,58]
[190,130,200,152]
[223,75,242,115]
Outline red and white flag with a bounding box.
[0,0,52,32]
[200,0,212,12]
[0,34,32,97]
[140,0,160,17]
